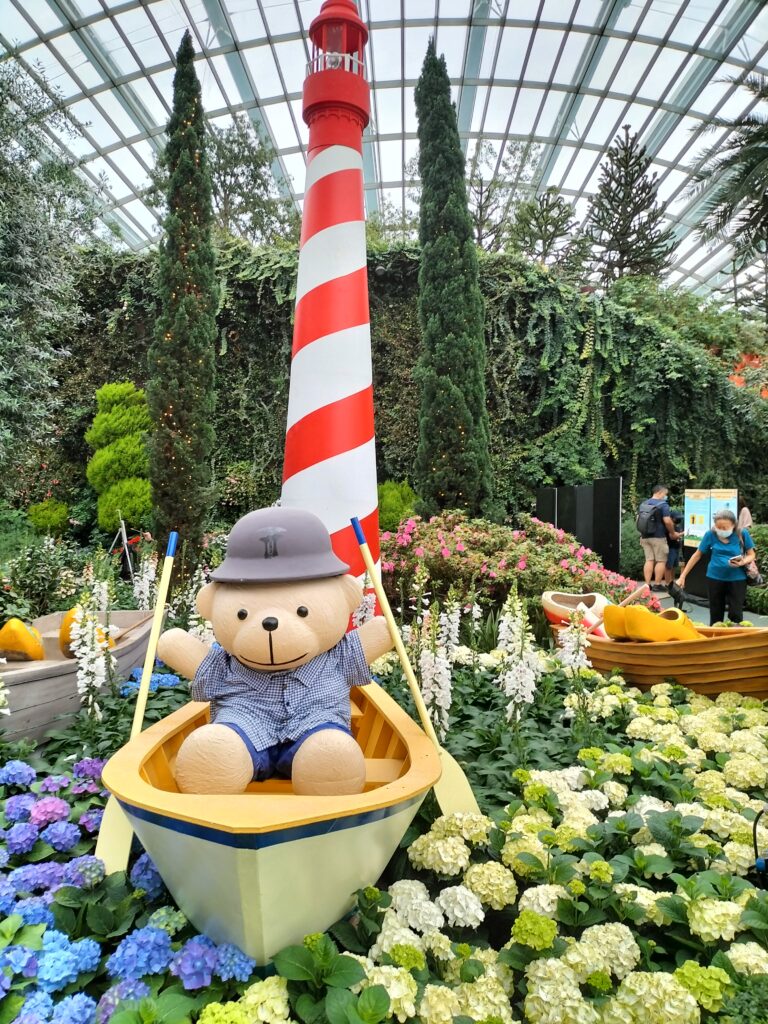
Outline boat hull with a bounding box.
[103,684,441,961]
[3,611,153,741]
[552,624,768,697]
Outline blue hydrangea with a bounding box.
[72,760,105,781]
[0,848,9,869]
[128,853,164,900]
[1,968,11,996]
[214,943,256,983]
[50,994,97,1024]
[40,822,80,853]
[73,938,100,974]
[15,897,55,928]
[78,809,103,834]
[106,927,173,980]
[37,931,99,992]
[2,945,39,977]
[10,862,66,894]
[4,794,36,823]
[39,776,71,794]
[0,761,36,788]
[95,980,150,1024]
[63,857,105,889]
[0,875,16,914]
[169,937,218,990]
[5,823,40,855]
[17,988,54,1021]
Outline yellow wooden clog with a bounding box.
[0,618,45,661]
[603,605,629,640]
[624,606,703,642]
[59,606,115,658]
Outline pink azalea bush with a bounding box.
[381,511,659,614]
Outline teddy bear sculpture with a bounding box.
[157,507,393,796]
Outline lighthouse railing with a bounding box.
[306,52,365,76]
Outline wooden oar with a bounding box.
[95,531,179,875]
[351,517,481,817]
[584,584,650,636]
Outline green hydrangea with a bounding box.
[578,747,605,764]
[588,860,614,884]
[674,960,732,1012]
[303,933,325,954]
[198,1003,248,1024]
[601,753,633,776]
[523,782,552,804]
[510,910,557,951]
[567,879,586,897]
[586,970,613,993]
[389,943,426,972]
[513,768,531,784]
[147,906,187,935]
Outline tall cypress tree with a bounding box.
[148,31,218,548]
[587,124,674,284]
[413,40,493,517]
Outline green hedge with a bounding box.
[22,240,768,529]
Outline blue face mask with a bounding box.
[715,528,733,540]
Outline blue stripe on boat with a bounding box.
[119,795,423,849]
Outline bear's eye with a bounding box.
[237,609,248,621]
[297,606,309,618]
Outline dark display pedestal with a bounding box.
[680,546,710,604]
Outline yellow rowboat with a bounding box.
[551,624,768,697]
[3,611,153,742]
[102,682,441,962]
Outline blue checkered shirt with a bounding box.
[192,631,370,750]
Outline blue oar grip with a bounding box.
[166,531,179,557]
[350,517,366,545]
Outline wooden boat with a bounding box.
[542,591,610,637]
[102,682,441,962]
[551,623,768,697]
[3,611,154,742]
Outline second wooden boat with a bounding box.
[552,623,768,697]
[102,682,441,962]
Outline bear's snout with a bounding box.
[261,616,279,632]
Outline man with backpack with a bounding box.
[637,484,682,591]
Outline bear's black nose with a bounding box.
[261,616,279,632]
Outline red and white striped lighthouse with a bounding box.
[281,0,379,581]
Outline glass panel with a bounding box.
[115,7,169,67]
[583,97,629,144]
[638,3,678,37]
[2,6,36,46]
[373,86,403,135]
[716,87,757,120]
[613,0,645,33]
[263,1,300,36]
[619,101,656,136]
[282,151,307,190]
[379,139,404,181]
[573,0,605,28]
[615,42,661,96]
[495,26,531,81]
[132,139,159,168]
[654,114,704,162]
[569,94,601,141]
[121,198,158,233]
[264,102,299,149]
[404,0,435,19]
[88,155,133,199]
[654,166,687,203]
[72,0,106,15]
[93,89,145,137]
[551,30,590,85]
[470,85,489,131]
[50,35,106,89]
[588,37,628,92]
[670,0,720,46]
[243,44,283,98]
[403,86,417,132]
[527,29,561,82]
[23,44,79,95]
[127,75,170,127]
[370,28,402,80]
[543,144,575,189]
[701,0,742,50]
[229,2,267,43]
[289,98,308,146]
[20,0,64,33]
[145,0,189,55]
[540,0,578,21]
[88,21,141,76]
[561,146,601,192]
[438,0,471,16]
[297,1,315,32]
[198,63,228,112]
[743,7,768,61]
[535,88,568,138]
[368,0,397,21]
[484,86,515,133]
[208,53,246,106]
[636,46,688,101]
[69,97,121,147]
[404,25,433,78]
[510,88,546,135]
[435,25,468,79]
[478,26,501,78]
[273,39,307,93]
[505,0,549,17]
[109,148,151,190]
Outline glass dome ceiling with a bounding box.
[2,0,767,294]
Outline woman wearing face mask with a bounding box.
[678,509,755,626]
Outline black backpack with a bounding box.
[636,500,662,538]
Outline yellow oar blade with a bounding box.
[436,749,481,815]
[351,517,481,817]
[94,794,135,875]
[94,530,179,873]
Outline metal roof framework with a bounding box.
[2,0,767,293]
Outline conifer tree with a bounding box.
[587,124,674,284]
[413,40,493,517]
[147,31,218,548]
[508,186,590,280]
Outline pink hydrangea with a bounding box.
[29,797,70,827]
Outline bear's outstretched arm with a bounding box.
[357,616,393,666]
[157,628,211,682]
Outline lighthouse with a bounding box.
[281,0,379,582]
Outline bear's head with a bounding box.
[196,574,362,671]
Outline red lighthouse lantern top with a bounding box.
[303,0,370,151]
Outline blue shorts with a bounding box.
[667,547,680,569]
[221,722,351,781]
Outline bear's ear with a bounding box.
[338,574,364,614]
[196,582,218,620]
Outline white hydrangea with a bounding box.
[725,940,768,975]
[387,880,445,932]
[430,812,493,845]
[434,884,485,928]
[614,884,669,926]
[719,840,755,876]
[723,753,767,790]
[455,976,516,1024]
[463,861,518,910]
[417,983,461,1024]
[369,909,424,960]
[562,923,641,982]
[601,971,700,1024]
[364,965,417,1023]
[518,884,568,919]
[524,959,601,1024]
[422,931,455,963]
[501,834,547,876]
[601,780,629,807]
[577,789,609,812]
[408,834,470,876]
[686,897,745,943]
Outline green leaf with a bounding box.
[328,921,367,955]
[86,902,116,935]
[295,994,326,1024]
[0,995,25,1024]
[26,842,55,863]
[656,896,689,926]
[324,953,367,989]
[325,988,357,1024]
[107,1013,142,1024]
[155,991,197,1023]
[14,924,45,951]
[459,959,485,983]
[54,886,86,909]
[51,904,77,936]
[357,985,390,1024]
[272,945,318,983]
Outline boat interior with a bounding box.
[138,688,412,796]
[3,611,152,672]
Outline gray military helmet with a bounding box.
[211,506,350,583]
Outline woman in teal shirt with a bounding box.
[678,509,756,625]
